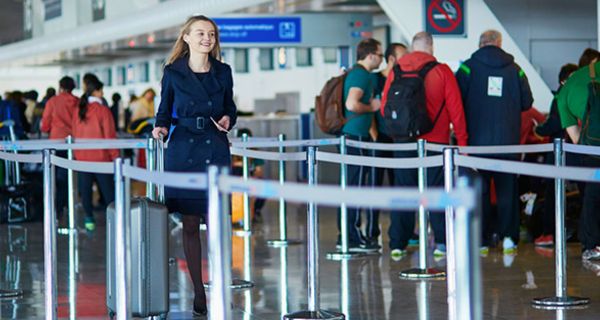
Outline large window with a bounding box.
[259,48,274,71]
[234,49,249,73]
[92,0,105,21]
[296,48,312,67]
[116,66,127,85]
[138,62,149,83]
[323,48,337,64]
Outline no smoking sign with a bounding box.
[424,0,466,37]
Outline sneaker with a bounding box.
[433,244,447,257]
[502,237,517,254]
[390,248,407,261]
[582,260,600,276]
[534,234,554,247]
[582,247,600,261]
[350,242,381,252]
[480,246,489,256]
[84,217,96,232]
[408,233,419,247]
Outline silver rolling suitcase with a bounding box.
[106,197,169,319]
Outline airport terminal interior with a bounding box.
[1,0,600,319]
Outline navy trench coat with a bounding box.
[155,56,237,202]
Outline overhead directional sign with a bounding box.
[213,17,302,43]
[424,0,466,37]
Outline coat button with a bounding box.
[207,101,213,106]
[206,139,211,144]
[188,159,193,164]
[189,138,194,143]
[205,159,210,164]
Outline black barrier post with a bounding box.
[400,139,445,279]
[532,139,590,308]
[284,146,345,320]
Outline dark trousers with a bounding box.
[480,170,519,245]
[55,150,68,218]
[366,134,395,239]
[388,150,445,250]
[337,135,372,245]
[578,155,600,250]
[78,172,114,218]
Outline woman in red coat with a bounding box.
[72,77,118,231]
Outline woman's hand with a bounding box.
[152,126,168,139]
[216,115,230,132]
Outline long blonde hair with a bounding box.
[165,15,221,65]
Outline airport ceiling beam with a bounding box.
[377,0,553,112]
[0,0,270,66]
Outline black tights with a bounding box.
[182,215,206,310]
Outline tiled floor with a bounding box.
[1,202,600,319]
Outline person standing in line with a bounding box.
[556,57,600,261]
[337,38,383,252]
[367,42,407,245]
[455,30,533,254]
[71,77,117,232]
[382,32,468,259]
[40,76,79,219]
[152,15,237,316]
[130,88,156,123]
[110,93,122,131]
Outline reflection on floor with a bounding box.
[1,202,600,319]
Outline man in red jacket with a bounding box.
[381,31,468,258]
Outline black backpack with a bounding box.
[383,61,444,141]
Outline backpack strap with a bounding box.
[417,61,440,79]
[590,62,597,82]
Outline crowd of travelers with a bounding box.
[336,30,600,263]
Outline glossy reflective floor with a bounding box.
[2,201,600,319]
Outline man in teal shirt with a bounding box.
[338,38,382,252]
[557,56,600,261]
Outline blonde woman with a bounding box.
[152,15,236,317]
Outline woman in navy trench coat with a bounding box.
[152,15,236,316]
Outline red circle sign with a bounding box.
[427,0,463,33]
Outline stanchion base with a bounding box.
[233,229,252,237]
[267,239,303,247]
[283,310,345,320]
[57,227,78,235]
[0,289,23,299]
[203,278,254,290]
[325,251,370,260]
[399,268,446,279]
[531,296,590,309]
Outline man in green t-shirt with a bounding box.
[337,38,383,252]
[557,53,600,261]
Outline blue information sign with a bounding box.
[213,17,302,43]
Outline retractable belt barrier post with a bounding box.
[58,135,77,235]
[400,139,445,279]
[326,135,368,261]
[267,133,302,247]
[207,166,233,320]
[532,139,590,308]
[284,146,345,320]
[113,158,131,319]
[241,133,252,235]
[42,149,57,320]
[444,148,458,320]
[8,121,21,184]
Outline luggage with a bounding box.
[231,192,254,224]
[0,181,43,224]
[382,61,443,141]
[106,197,169,319]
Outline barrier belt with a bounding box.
[0,139,147,151]
[456,143,553,154]
[218,175,475,210]
[230,147,306,162]
[231,138,340,148]
[50,155,114,174]
[455,154,600,183]
[0,151,43,163]
[122,165,208,190]
[316,151,443,169]
[564,143,600,156]
[345,139,417,151]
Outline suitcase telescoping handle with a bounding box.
[156,133,165,203]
